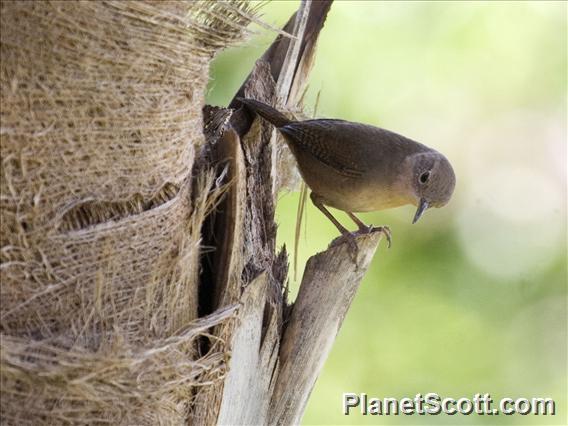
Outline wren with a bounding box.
[238,98,456,249]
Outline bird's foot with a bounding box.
[330,232,360,264]
[329,226,392,266]
[356,225,392,248]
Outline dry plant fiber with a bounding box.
[0,1,256,423]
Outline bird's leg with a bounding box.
[346,212,371,232]
[310,192,359,260]
[310,192,350,235]
[347,212,392,248]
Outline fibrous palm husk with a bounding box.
[0,1,257,423]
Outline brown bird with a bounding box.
[238,98,456,248]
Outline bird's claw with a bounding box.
[356,224,392,248]
[330,232,360,265]
[329,225,392,267]
[372,225,392,248]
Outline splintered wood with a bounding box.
[199,1,385,424]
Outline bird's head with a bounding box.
[408,152,456,223]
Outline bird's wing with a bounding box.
[279,119,366,178]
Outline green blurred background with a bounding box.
[207,1,567,424]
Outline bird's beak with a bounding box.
[412,198,429,224]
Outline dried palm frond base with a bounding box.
[1,1,258,424]
[0,307,236,425]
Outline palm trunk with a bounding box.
[0,1,382,424]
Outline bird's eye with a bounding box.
[419,171,430,184]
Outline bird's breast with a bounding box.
[299,162,413,212]
[284,130,417,213]
[321,183,412,212]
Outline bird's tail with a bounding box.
[237,98,291,128]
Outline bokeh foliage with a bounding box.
[207,2,567,424]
